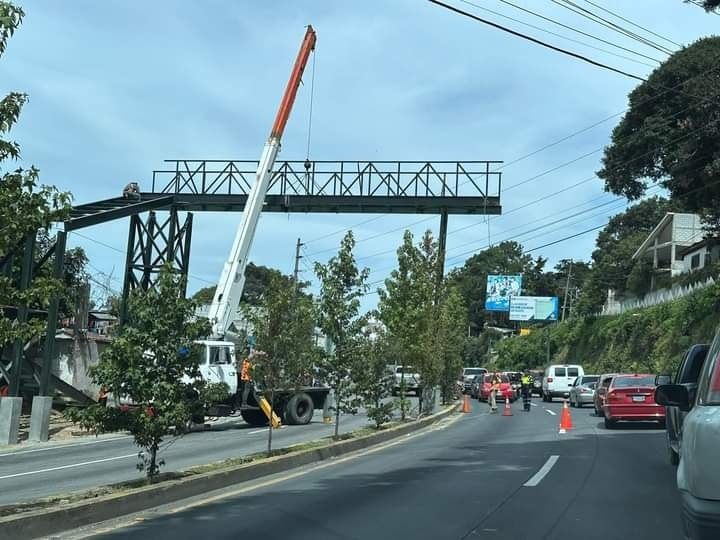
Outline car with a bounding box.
[593,373,618,416]
[503,371,522,396]
[391,365,421,396]
[478,373,516,403]
[656,326,720,540]
[602,374,664,428]
[663,344,709,466]
[530,370,544,396]
[469,374,484,399]
[569,374,599,408]
[459,367,487,394]
[542,364,584,402]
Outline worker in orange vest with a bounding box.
[239,356,253,407]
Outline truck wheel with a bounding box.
[285,392,314,425]
[240,408,268,427]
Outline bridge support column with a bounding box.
[121,208,194,323]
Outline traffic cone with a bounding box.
[559,399,573,433]
[462,394,471,413]
[502,398,513,416]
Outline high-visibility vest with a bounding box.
[521,375,531,385]
[241,359,252,382]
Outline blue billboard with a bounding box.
[485,274,522,312]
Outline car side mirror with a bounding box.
[655,374,672,386]
[655,384,690,411]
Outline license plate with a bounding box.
[632,395,645,402]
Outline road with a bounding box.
[63,398,683,540]
[0,407,387,506]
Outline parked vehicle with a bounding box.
[656,326,720,540]
[662,344,709,466]
[603,374,664,428]
[594,373,617,416]
[459,367,487,394]
[392,365,421,396]
[478,373,516,403]
[504,371,522,397]
[569,375,599,408]
[542,364,584,401]
[531,370,543,396]
[469,374,484,399]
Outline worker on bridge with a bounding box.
[122,182,141,201]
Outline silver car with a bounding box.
[569,375,599,407]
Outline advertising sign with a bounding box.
[484,275,522,312]
[509,296,560,321]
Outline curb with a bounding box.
[1,403,459,539]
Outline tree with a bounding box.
[436,287,467,404]
[243,274,317,453]
[67,266,211,479]
[353,328,394,429]
[190,263,298,307]
[686,0,720,11]
[598,37,720,231]
[314,232,369,438]
[0,3,72,356]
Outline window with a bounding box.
[611,375,655,387]
[209,346,232,365]
[581,375,599,385]
[567,367,579,377]
[554,367,566,377]
[691,253,701,269]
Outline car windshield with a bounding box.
[485,374,509,383]
[581,376,599,384]
[464,368,485,375]
[612,375,655,387]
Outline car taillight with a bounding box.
[547,378,553,383]
[607,391,620,402]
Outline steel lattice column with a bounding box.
[120,208,194,324]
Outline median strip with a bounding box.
[0,403,458,540]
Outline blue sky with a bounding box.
[2,0,718,310]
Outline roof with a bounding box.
[89,311,117,321]
[632,212,700,260]
[677,237,720,258]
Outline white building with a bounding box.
[678,238,720,274]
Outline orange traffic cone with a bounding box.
[559,399,573,433]
[502,398,513,416]
[461,394,471,413]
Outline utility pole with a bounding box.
[561,261,573,321]
[293,237,304,286]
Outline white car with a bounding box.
[392,365,421,396]
[542,364,584,402]
[656,325,720,540]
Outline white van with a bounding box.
[542,364,584,402]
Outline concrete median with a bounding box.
[0,403,459,539]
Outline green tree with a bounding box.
[687,0,720,11]
[598,37,720,231]
[314,232,369,438]
[353,328,394,429]
[244,274,317,453]
[436,287,467,404]
[191,263,299,307]
[67,266,211,479]
[0,3,72,356]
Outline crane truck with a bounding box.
[194,26,330,427]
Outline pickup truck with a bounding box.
[391,365,421,396]
[663,343,709,465]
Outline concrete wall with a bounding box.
[52,336,108,400]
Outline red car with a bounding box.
[603,374,665,428]
[479,374,516,403]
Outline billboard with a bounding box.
[509,296,560,321]
[485,275,522,312]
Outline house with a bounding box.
[632,212,704,285]
[88,311,118,335]
[678,238,720,273]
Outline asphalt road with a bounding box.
[0,407,388,506]
[64,397,683,540]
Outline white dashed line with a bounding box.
[545,409,557,416]
[530,403,538,407]
[524,455,559,487]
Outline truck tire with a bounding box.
[285,392,314,425]
[240,408,268,427]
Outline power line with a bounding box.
[579,0,682,48]
[457,0,659,66]
[428,0,645,81]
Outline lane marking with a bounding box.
[0,453,137,480]
[545,409,557,416]
[523,455,559,487]
[530,403,538,407]
[247,429,267,435]
[0,435,132,459]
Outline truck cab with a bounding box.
[195,340,238,395]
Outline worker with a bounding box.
[122,182,141,201]
[521,371,533,412]
[239,355,253,407]
[488,371,502,413]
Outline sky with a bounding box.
[2,0,718,311]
